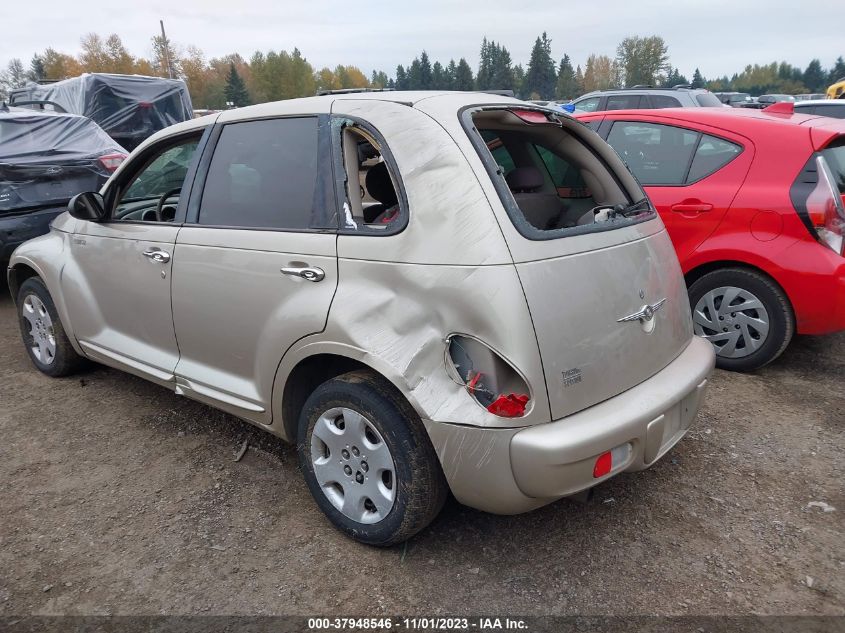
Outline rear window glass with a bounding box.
[606,121,698,185]
[822,141,845,194]
[199,117,319,230]
[695,92,724,107]
[467,108,653,240]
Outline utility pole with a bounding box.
[160,20,173,79]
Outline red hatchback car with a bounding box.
[576,106,845,371]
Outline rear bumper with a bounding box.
[424,336,715,515]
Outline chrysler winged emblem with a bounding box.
[618,298,667,333]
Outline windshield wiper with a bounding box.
[611,197,651,218]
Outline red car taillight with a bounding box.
[446,334,531,418]
[806,156,845,256]
[98,153,126,173]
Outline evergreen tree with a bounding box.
[489,41,516,92]
[691,68,704,88]
[574,65,584,96]
[419,51,433,89]
[28,54,46,82]
[476,38,492,90]
[407,57,423,89]
[555,54,578,100]
[446,59,458,90]
[524,32,557,99]
[395,65,409,90]
[224,62,250,106]
[803,59,826,92]
[432,61,446,89]
[829,56,845,83]
[455,58,474,91]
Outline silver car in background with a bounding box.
[7,91,715,545]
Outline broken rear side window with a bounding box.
[465,108,654,240]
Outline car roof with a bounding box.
[795,100,845,106]
[575,106,845,146]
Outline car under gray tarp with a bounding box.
[10,73,193,150]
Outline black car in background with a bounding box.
[1,106,126,268]
[10,73,193,151]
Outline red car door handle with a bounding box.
[671,202,713,214]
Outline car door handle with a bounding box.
[281,266,325,282]
[671,202,713,214]
[142,249,171,263]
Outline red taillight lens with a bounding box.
[807,156,845,255]
[593,451,612,478]
[98,153,126,173]
[487,393,529,418]
[446,335,531,418]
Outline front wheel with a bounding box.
[688,267,794,372]
[17,277,87,377]
[297,370,447,546]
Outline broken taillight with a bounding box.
[806,156,845,256]
[446,334,531,418]
[98,153,126,173]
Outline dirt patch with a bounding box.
[0,289,842,615]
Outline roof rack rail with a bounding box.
[6,98,67,113]
[315,88,395,96]
[672,83,693,89]
[629,84,654,89]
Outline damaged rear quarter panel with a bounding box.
[296,99,550,429]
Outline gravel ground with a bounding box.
[0,287,842,617]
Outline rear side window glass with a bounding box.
[534,145,592,198]
[606,121,698,185]
[687,134,742,182]
[650,95,682,108]
[695,92,724,107]
[575,97,601,112]
[606,95,641,110]
[816,105,845,120]
[199,117,319,229]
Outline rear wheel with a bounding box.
[297,370,447,546]
[17,277,87,377]
[688,267,794,372]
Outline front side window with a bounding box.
[606,121,698,185]
[575,97,601,112]
[198,117,323,230]
[113,136,200,222]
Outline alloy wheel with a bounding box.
[693,286,770,359]
[21,294,56,365]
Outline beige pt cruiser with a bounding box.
[7,91,715,545]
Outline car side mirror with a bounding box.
[68,192,106,222]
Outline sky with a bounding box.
[1,0,843,80]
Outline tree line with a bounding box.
[1,31,843,108]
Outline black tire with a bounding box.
[17,277,87,377]
[688,267,794,372]
[297,370,448,546]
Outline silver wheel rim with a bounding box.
[693,286,770,359]
[21,294,56,366]
[309,407,396,524]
